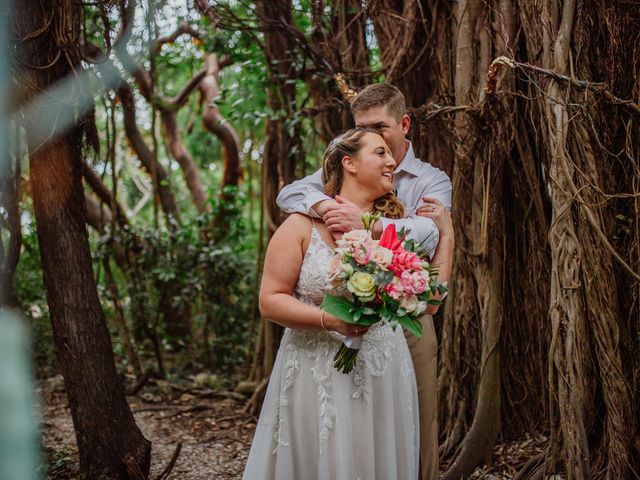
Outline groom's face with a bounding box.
[353,105,410,165]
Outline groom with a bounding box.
[276,83,451,479]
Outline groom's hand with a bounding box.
[312,199,339,217]
[322,195,364,239]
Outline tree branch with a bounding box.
[116,81,180,220]
[168,68,207,109]
[81,162,129,226]
[150,22,200,57]
[485,56,640,114]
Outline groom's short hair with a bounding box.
[351,83,407,121]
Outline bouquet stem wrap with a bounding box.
[333,336,362,374]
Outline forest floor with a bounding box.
[38,375,547,479]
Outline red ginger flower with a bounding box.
[378,224,404,252]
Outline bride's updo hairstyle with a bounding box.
[322,128,404,220]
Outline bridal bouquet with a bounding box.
[321,213,447,373]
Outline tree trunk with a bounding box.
[247,0,305,405]
[13,1,151,477]
[306,0,370,141]
[198,51,243,230]
[82,161,129,227]
[368,0,455,173]
[0,126,22,308]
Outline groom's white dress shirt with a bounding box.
[276,141,452,259]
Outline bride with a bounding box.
[243,128,419,480]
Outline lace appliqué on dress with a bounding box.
[294,225,334,307]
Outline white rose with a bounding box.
[341,229,372,243]
[327,254,347,287]
[400,294,419,313]
[371,245,393,268]
[414,300,427,316]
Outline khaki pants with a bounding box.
[404,315,438,480]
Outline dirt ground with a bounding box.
[38,375,255,479]
[38,375,547,479]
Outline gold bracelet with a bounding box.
[320,310,328,331]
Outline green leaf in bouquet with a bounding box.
[321,294,357,323]
[404,238,417,251]
[365,262,377,274]
[362,307,376,315]
[397,315,423,338]
[321,294,378,325]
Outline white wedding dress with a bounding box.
[243,224,419,480]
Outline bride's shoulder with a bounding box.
[283,213,313,228]
[271,213,313,244]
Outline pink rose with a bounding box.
[353,239,373,265]
[390,251,423,275]
[400,270,429,295]
[400,294,419,313]
[336,229,372,255]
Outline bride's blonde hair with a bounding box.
[322,128,404,219]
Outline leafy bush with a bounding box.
[95,188,257,376]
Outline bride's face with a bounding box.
[349,132,396,197]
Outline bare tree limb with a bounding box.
[150,22,200,57]
[116,81,180,220]
[82,161,129,226]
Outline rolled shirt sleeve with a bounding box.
[276,169,331,218]
[411,166,452,212]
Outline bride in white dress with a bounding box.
[243,128,419,480]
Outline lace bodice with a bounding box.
[293,223,335,306]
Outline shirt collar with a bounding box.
[394,141,421,176]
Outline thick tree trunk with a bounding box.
[0,131,22,308]
[247,0,304,403]
[368,0,455,173]
[306,0,370,141]
[13,1,151,477]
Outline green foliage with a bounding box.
[95,192,257,376]
[13,219,54,375]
